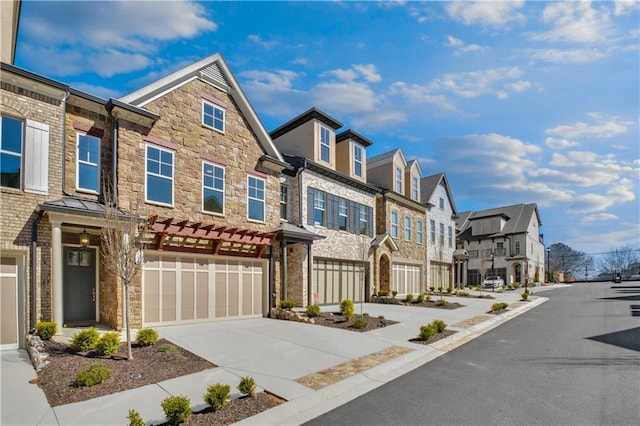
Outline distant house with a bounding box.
[367,149,428,295]
[420,172,458,290]
[456,203,546,286]
[271,108,379,306]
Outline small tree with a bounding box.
[101,182,146,360]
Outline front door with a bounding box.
[63,247,96,324]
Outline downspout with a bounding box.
[30,210,44,330]
[61,91,71,196]
[106,104,119,203]
[268,245,274,317]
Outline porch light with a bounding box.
[79,229,90,248]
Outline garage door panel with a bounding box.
[181,272,195,321]
[392,263,422,295]
[228,273,239,317]
[1,276,17,347]
[196,273,208,319]
[215,273,227,318]
[144,270,160,323]
[314,260,365,305]
[162,272,177,322]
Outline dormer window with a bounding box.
[202,100,225,133]
[412,176,419,201]
[395,167,403,193]
[439,197,444,210]
[353,145,363,177]
[320,126,331,163]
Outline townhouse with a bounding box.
[455,203,546,286]
[270,108,379,306]
[367,149,428,296]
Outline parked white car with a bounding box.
[482,276,504,289]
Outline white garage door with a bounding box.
[1,257,19,350]
[392,263,422,295]
[313,259,365,305]
[143,254,265,326]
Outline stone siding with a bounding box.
[426,183,455,287]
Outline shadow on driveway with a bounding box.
[587,326,640,352]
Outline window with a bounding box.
[353,145,363,177]
[76,134,100,192]
[1,116,23,189]
[448,226,453,247]
[279,184,288,220]
[247,175,265,222]
[515,241,521,255]
[359,205,368,235]
[391,210,399,238]
[439,223,445,245]
[146,145,174,206]
[339,198,348,231]
[320,126,331,163]
[430,219,436,243]
[395,167,403,193]
[417,219,423,244]
[202,100,225,132]
[439,197,444,209]
[412,176,419,201]
[314,190,325,226]
[404,216,412,241]
[203,162,224,214]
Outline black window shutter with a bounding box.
[307,187,314,226]
[349,201,358,235]
[368,206,374,236]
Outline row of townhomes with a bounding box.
[0,52,546,350]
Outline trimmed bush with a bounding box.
[351,317,368,329]
[377,290,389,297]
[416,293,425,303]
[435,299,448,306]
[405,293,414,302]
[95,331,121,357]
[306,304,321,317]
[521,292,529,300]
[446,287,453,293]
[279,299,295,310]
[340,299,354,320]
[238,376,256,397]
[391,290,398,298]
[433,319,447,333]
[425,294,431,301]
[136,327,159,346]
[70,327,100,352]
[127,409,144,426]
[491,302,509,312]
[75,363,112,387]
[35,321,57,340]
[161,395,192,425]
[203,383,230,411]
[419,324,438,340]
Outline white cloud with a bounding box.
[430,67,525,98]
[581,213,618,223]
[533,1,612,44]
[614,0,638,16]
[526,48,610,64]
[445,36,487,55]
[389,82,459,113]
[311,82,379,114]
[248,35,279,50]
[567,193,613,214]
[239,69,309,117]
[445,1,526,27]
[353,64,382,83]
[545,137,579,150]
[546,117,632,139]
[321,64,381,83]
[505,80,531,92]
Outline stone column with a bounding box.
[51,219,63,334]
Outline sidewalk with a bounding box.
[1,286,566,425]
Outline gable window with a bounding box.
[313,190,326,226]
[146,144,174,206]
[359,205,368,235]
[439,223,445,245]
[280,184,288,220]
[448,226,453,247]
[320,126,331,163]
[76,134,100,193]
[1,116,23,189]
[412,176,419,201]
[202,162,224,215]
[404,216,412,241]
[353,145,363,177]
[202,100,225,132]
[430,219,436,243]
[391,210,399,238]
[247,175,265,222]
[395,167,403,193]
[417,219,424,244]
[439,197,444,209]
[339,198,348,231]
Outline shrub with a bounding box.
[425,294,431,301]
[306,304,321,317]
[70,327,100,352]
[95,331,121,357]
[521,292,529,300]
[446,287,453,293]
[74,364,112,387]
[363,312,369,318]
[136,327,159,346]
[238,376,256,397]
[378,315,387,327]
[405,293,414,302]
[436,299,448,306]
[457,291,469,297]
[491,302,509,312]
[158,343,177,353]
[474,286,481,291]
[429,286,435,292]
[351,317,368,329]
[279,299,295,310]
[391,290,398,298]
[35,321,57,340]
[203,383,231,411]
[377,290,389,297]
[496,288,504,294]
[161,395,192,425]
[340,299,354,320]
[432,319,447,333]
[127,410,144,426]
[419,324,437,340]
[416,293,425,303]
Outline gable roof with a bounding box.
[118,52,283,162]
[336,129,373,147]
[456,203,541,239]
[270,107,343,139]
[407,159,422,176]
[420,172,457,214]
[367,148,407,168]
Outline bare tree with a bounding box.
[597,246,640,278]
[548,243,592,277]
[100,183,146,360]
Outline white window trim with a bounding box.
[247,175,266,223]
[353,144,363,177]
[430,219,436,243]
[202,161,225,216]
[76,132,100,194]
[359,206,367,234]
[412,176,418,201]
[405,216,412,241]
[280,184,288,222]
[145,144,174,207]
[417,219,424,245]
[339,198,348,230]
[395,167,403,193]
[391,210,399,239]
[202,99,226,134]
[319,126,331,164]
[313,190,326,227]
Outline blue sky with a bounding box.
[15,0,640,256]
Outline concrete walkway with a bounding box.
[0,286,566,425]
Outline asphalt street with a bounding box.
[306,282,640,426]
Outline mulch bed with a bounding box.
[375,297,465,310]
[409,329,457,345]
[171,392,285,425]
[311,312,398,332]
[489,308,509,315]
